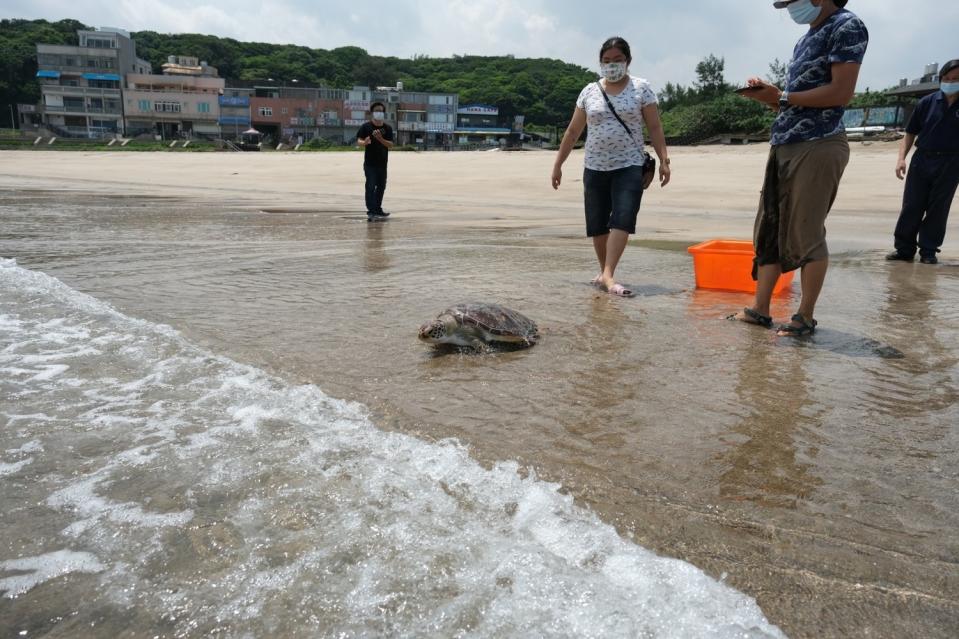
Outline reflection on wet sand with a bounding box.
[719,340,823,509]
[562,294,634,451]
[364,219,391,273]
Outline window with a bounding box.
[154,101,181,113]
[197,102,211,113]
[138,100,151,112]
[258,106,273,116]
[281,107,288,115]
[85,38,115,49]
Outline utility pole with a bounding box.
[9,104,17,130]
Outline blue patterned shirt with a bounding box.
[771,9,869,146]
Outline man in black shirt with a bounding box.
[356,102,394,221]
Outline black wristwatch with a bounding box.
[778,91,790,110]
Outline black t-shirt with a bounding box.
[356,121,394,167]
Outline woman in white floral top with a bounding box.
[552,36,671,297]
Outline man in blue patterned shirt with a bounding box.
[731,0,868,337]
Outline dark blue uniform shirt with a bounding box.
[907,91,959,153]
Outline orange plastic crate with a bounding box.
[687,239,794,295]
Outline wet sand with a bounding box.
[1,146,958,638]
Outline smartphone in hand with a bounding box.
[733,85,764,95]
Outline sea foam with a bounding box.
[0,258,785,637]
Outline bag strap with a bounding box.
[597,81,652,162]
[597,82,634,137]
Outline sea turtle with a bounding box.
[418,303,539,350]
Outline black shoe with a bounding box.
[373,211,391,218]
[919,255,938,265]
[885,251,914,262]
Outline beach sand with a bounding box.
[0,141,935,247]
[1,145,957,638]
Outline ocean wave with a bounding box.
[0,258,784,637]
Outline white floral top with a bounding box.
[576,76,658,171]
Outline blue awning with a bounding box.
[36,70,60,79]
[82,73,121,81]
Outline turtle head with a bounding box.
[418,319,448,343]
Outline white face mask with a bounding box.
[371,111,385,122]
[601,62,628,83]
[787,0,823,25]
[941,81,959,95]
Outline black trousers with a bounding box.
[364,164,387,215]
[893,151,959,258]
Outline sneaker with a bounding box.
[885,251,914,262]
[919,255,938,265]
[374,211,391,218]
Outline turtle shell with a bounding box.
[446,303,538,342]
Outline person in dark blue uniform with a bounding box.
[887,59,959,265]
[356,102,394,221]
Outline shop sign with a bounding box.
[457,104,498,115]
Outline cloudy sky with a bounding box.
[4,0,956,91]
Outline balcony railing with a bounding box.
[39,64,119,75]
[127,87,222,95]
[43,104,122,115]
[42,85,121,97]
[37,44,120,57]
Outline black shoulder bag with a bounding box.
[597,82,656,189]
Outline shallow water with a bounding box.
[1,191,957,638]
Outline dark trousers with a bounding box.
[894,152,959,258]
[364,164,387,215]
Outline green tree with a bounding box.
[766,58,788,88]
[695,54,728,97]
